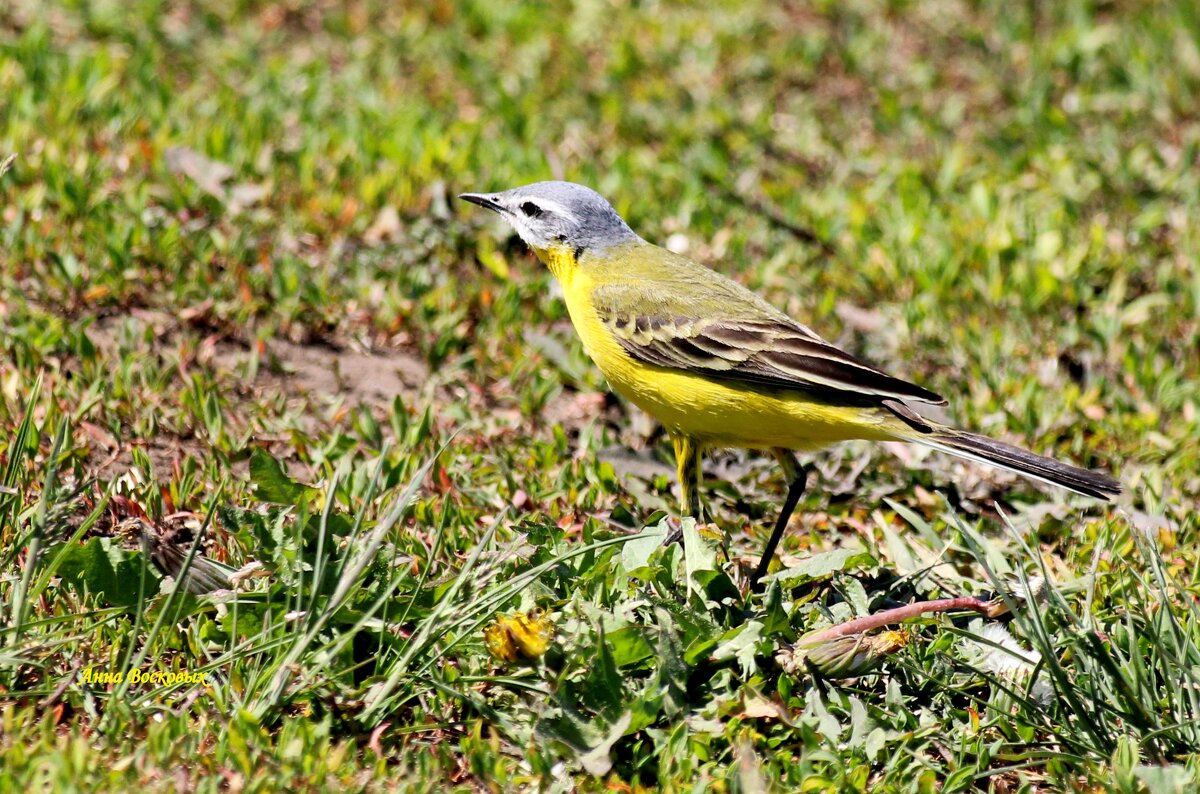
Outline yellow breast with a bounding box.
[541,245,894,451]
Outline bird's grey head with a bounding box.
[459,181,639,254]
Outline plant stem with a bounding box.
[802,597,1002,643]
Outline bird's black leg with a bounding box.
[664,433,703,545]
[750,449,807,591]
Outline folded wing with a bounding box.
[594,284,946,407]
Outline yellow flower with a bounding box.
[484,609,553,663]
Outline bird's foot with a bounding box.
[661,516,684,546]
[661,516,721,547]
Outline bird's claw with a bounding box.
[661,516,684,546]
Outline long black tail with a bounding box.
[913,429,1120,500]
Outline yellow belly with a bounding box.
[556,266,896,450]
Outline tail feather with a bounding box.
[913,429,1120,500]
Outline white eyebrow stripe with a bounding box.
[526,197,576,223]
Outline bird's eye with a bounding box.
[519,201,544,218]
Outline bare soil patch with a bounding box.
[259,338,428,406]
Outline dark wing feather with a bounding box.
[597,298,945,406]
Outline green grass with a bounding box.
[2,0,1199,790]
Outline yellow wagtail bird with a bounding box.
[460,182,1120,589]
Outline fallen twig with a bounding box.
[801,596,1003,644]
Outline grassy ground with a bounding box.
[2,0,1199,790]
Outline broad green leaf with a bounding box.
[577,711,631,777]
[249,448,318,505]
[606,626,653,668]
[712,620,765,678]
[619,521,667,573]
[682,516,719,596]
[765,549,876,587]
[584,626,626,720]
[55,538,147,607]
[653,607,689,717]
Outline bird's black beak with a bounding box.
[459,193,505,213]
